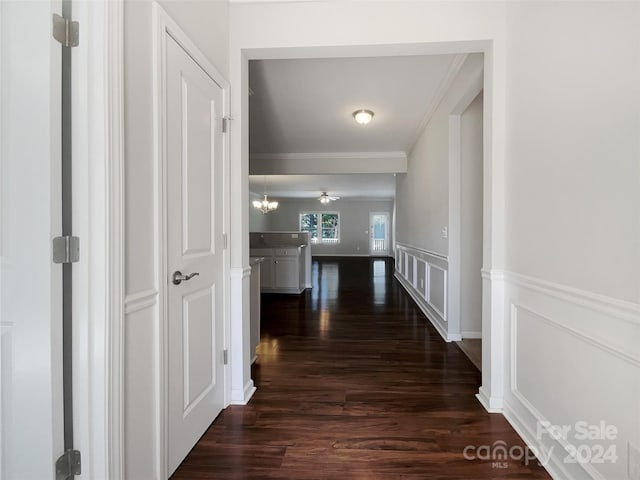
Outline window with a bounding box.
[299,212,340,244]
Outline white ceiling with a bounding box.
[249,54,458,154]
[248,54,461,199]
[249,174,396,200]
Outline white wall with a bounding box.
[501,4,640,479]
[394,54,483,342]
[123,1,229,478]
[230,3,640,479]
[504,2,640,303]
[460,92,483,337]
[396,54,484,255]
[256,198,394,256]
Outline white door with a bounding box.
[166,36,225,474]
[369,213,389,256]
[0,1,65,478]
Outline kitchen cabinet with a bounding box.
[274,255,299,289]
[250,247,305,294]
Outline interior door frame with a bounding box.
[233,39,506,414]
[153,5,231,478]
[69,1,125,479]
[369,211,390,256]
[447,72,484,342]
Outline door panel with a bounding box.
[166,35,224,475]
[182,287,215,412]
[181,74,214,256]
[0,1,64,478]
[275,258,298,289]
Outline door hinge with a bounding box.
[221,116,233,133]
[52,14,79,48]
[223,233,228,250]
[223,349,228,365]
[53,236,80,264]
[56,449,81,480]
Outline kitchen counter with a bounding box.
[249,247,307,294]
[249,256,265,266]
[250,232,312,293]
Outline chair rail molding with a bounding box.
[394,243,457,342]
[124,289,159,314]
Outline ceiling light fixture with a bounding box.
[319,192,340,204]
[253,177,278,214]
[352,109,374,125]
[253,194,278,214]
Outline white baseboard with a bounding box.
[476,386,503,413]
[230,380,256,406]
[503,401,578,480]
[461,330,481,339]
[394,272,459,342]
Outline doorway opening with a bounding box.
[369,212,390,256]
[235,40,504,415]
[453,90,484,370]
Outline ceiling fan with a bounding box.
[318,192,340,204]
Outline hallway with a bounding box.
[171,257,550,479]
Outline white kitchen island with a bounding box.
[250,232,312,294]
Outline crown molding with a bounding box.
[249,151,407,175]
[250,151,407,162]
[406,53,468,154]
[230,0,332,3]
[267,195,395,201]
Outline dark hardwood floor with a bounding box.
[172,257,551,479]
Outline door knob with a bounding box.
[172,270,199,285]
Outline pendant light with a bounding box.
[253,176,278,214]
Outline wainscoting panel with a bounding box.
[503,274,640,480]
[428,264,447,320]
[416,260,426,297]
[394,244,456,341]
[123,292,160,479]
[396,249,404,276]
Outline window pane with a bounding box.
[321,213,339,240]
[300,213,318,239]
[372,214,386,239]
[321,213,338,228]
